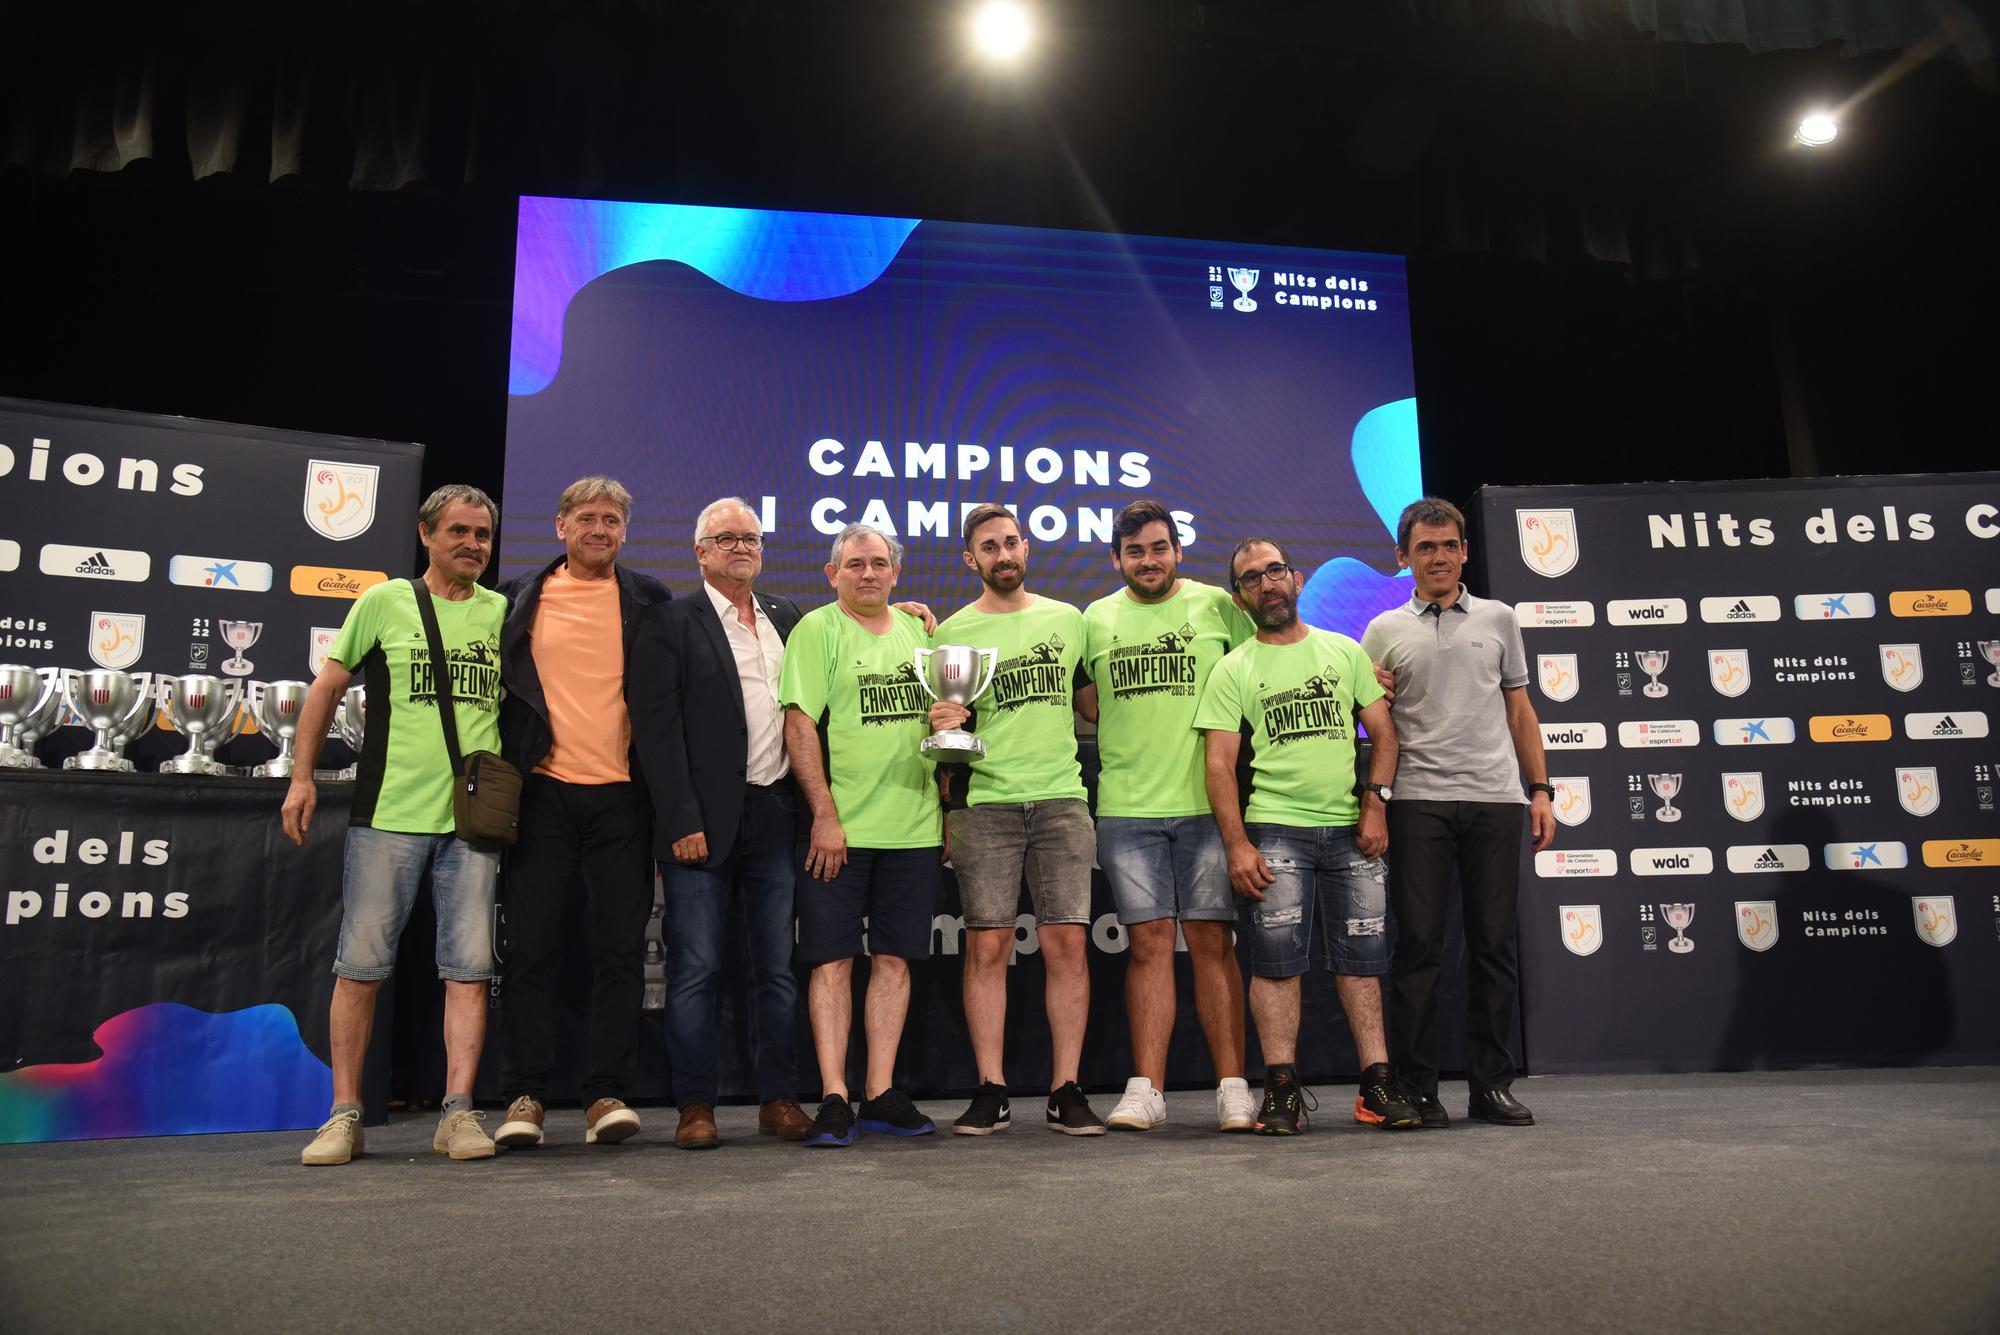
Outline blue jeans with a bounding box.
[333,827,497,982]
[1242,823,1389,979]
[662,785,800,1107]
[1096,814,1234,926]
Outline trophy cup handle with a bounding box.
[31,665,61,716]
[972,647,1000,701]
[119,672,157,737]
[58,667,83,727]
[913,646,939,703]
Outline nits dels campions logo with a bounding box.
[1911,896,1956,947]
[1878,643,1924,692]
[1736,901,1779,951]
[303,459,380,541]
[6,829,188,925]
[1550,777,1592,826]
[86,610,145,670]
[1516,509,1578,579]
[1559,905,1602,956]
[1898,767,1939,817]
[1721,770,1764,821]
[1537,654,1578,703]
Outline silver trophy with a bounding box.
[1635,649,1670,698]
[0,665,64,769]
[1226,266,1259,312]
[218,619,263,677]
[334,684,366,780]
[1647,772,1684,823]
[250,679,312,778]
[157,674,245,775]
[61,668,157,772]
[1979,640,2000,688]
[1661,902,1696,954]
[915,644,999,761]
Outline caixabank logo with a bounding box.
[1713,716,1796,746]
[1822,841,1909,870]
[1793,592,1875,621]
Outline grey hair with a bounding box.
[418,483,498,534]
[693,496,759,544]
[829,522,903,567]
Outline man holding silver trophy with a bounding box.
[280,484,508,1166]
[930,504,1103,1136]
[778,523,942,1147]
[1077,500,1258,1132]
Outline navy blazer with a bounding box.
[629,584,804,865]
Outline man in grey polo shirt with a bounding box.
[1361,498,1555,1128]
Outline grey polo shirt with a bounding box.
[1360,586,1530,804]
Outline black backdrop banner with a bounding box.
[1474,474,2000,1072]
[0,397,422,690]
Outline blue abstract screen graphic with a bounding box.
[504,197,1422,635]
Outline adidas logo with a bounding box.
[1932,716,1962,736]
[74,551,116,575]
[1726,599,1753,618]
[1754,848,1786,868]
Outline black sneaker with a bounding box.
[1254,1066,1316,1135]
[953,1082,1012,1136]
[1046,1081,1106,1136]
[858,1088,935,1137]
[803,1094,857,1148]
[1354,1062,1422,1129]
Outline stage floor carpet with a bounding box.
[2,1068,1995,1333]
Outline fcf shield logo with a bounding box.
[309,627,339,678]
[1735,901,1779,952]
[1878,643,1923,692]
[1538,654,1579,703]
[1912,896,1956,947]
[1721,771,1764,822]
[1708,649,1751,698]
[88,610,146,670]
[1897,767,1939,817]
[1516,509,1578,579]
[1559,905,1602,956]
[305,459,381,542]
[1551,777,1592,827]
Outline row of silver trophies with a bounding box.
[0,665,365,778]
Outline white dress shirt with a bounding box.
[703,580,789,785]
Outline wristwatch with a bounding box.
[1527,782,1556,799]
[1363,783,1393,802]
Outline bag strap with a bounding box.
[409,577,465,774]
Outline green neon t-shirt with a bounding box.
[778,604,941,849]
[329,579,506,834]
[1192,628,1385,828]
[1083,580,1255,817]
[932,595,1085,807]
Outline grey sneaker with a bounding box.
[301,1110,363,1166]
[433,1109,495,1160]
[495,1095,545,1148]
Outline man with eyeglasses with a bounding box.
[1361,498,1554,1129]
[630,497,812,1146]
[493,476,671,1152]
[1194,537,1419,1135]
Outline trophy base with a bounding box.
[1987,670,2000,687]
[920,731,987,762]
[160,751,228,776]
[0,746,44,770]
[221,659,255,678]
[1642,685,1668,698]
[253,757,296,779]
[1655,808,1681,822]
[1668,939,1694,953]
[66,750,136,773]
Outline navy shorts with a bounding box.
[795,845,942,964]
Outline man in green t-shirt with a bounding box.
[1077,499,1256,1133]
[780,523,942,1148]
[929,504,1102,1136]
[281,485,509,1166]
[1193,537,1418,1136]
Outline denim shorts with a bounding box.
[1243,823,1389,979]
[948,798,1095,929]
[1096,815,1234,926]
[333,827,498,982]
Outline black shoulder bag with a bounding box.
[410,577,521,847]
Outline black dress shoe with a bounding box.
[1467,1088,1535,1126]
[1411,1092,1450,1128]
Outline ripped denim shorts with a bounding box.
[1241,823,1389,979]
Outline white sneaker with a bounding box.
[1105,1076,1167,1130]
[301,1110,364,1165]
[1217,1077,1257,1132]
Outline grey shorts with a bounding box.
[948,798,1095,930]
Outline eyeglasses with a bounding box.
[1234,562,1297,592]
[700,532,763,551]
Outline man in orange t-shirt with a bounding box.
[492,476,671,1149]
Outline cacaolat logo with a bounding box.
[1921,839,1997,868]
[1889,589,1970,617]
[1808,714,1892,743]
[289,566,389,600]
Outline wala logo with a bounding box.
[1699,596,1781,624]
[304,459,381,541]
[1514,601,1595,628]
[1903,710,1990,740]
[1551,777,1592,827]
[1708,649,1751,698]
[1911,897,1956,947]
[87,611,146,670]
[1617,719,1700,748]
[1630,847,1714,876]
[1793,592,1876,621]
[1889,589,1971,618]
[1713,716,1796,746]
[1808,714,1893,743]
[1736,901,1780,951]
[1535,849,1617,878]
[1537,654,1578,703]
[1516,509,1579,578]
[1541,723,1607,750]
[1725,845,1808,873]
[1878,644,1924,692]
[1897,767,1940,817]
[1822,841,1909,870]
[1920,839,1997,869]
[1721,771,1765,822]
[1559,905,1603,956]
[1607,598,1689,626]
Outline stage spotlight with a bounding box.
[971,2,1032,61]
[1794,113,1839,147]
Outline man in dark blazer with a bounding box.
[491,476,671,1151]
[630,496,811,1146]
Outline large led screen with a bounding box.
[502,197,1422,633]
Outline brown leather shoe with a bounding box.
[675,1102,720,1149]
[759,1098,811,1141]
[585,1097,641,1145]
